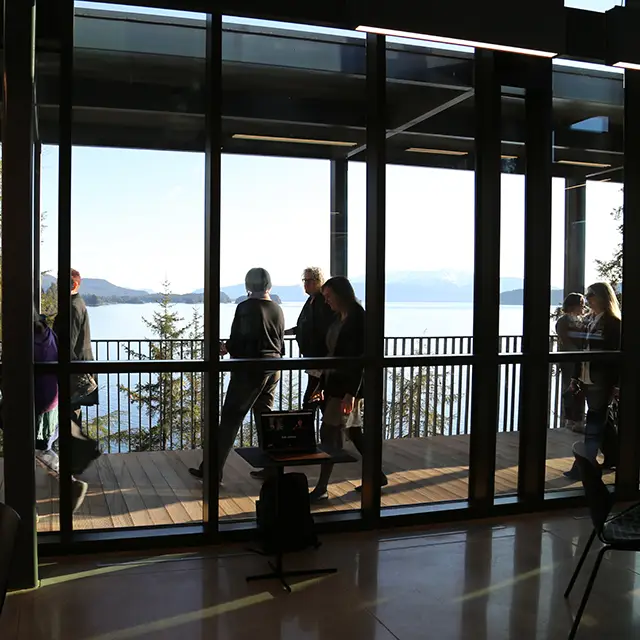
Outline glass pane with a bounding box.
[546,61,623,495]
[219,16,365,520]
[381,35,475,508]
[58,2,207,532]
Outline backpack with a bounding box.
[256,472,319,555]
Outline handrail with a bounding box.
[70,334,565,454]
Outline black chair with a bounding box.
[564,442,640,640]
[0,503,20,617]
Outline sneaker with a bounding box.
[250,469,272,481]
[35,449,60,477]
[71,479,88,512]
[309,488,329,503]
[189,467,203,480]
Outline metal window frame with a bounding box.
[6,8,640,563]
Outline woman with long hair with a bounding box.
[565,282,621,479]
[309,276,387,502]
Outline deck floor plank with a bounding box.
[0,428,612,532]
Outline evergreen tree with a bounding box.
[120,281,204,451]
[595,204,623,304]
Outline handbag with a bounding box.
[70,373,98,407]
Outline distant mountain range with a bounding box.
[42,271,563,306]
[500,288,565,306]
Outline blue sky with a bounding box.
[43,2,623,293]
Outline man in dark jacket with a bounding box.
[51,269,96,435]
[286,267,336,409]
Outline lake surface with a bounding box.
[87,301,529,341]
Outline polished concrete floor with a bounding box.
[2,510,640,639]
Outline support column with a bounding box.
[617,70,640,499]
[517,57,553,503]
[203,13,222,537]
[563,178,586,297]
[468,50,501,509]
[330,159,348,277]
[362,33,386,528]
[2,0,38,589]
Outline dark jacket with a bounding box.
[53,294,94,361]
[294,292,336,357]
[322,303,365,399]
[574,313,621,388]
[226,298,285,359]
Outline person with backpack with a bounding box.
[308,276,388,502]
[34,307,89,512]
[190,267,285,483]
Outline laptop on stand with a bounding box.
[259,411,330,461]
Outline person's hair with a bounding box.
[245,267,272,294]
[587,282,621,320]
[322,276,357,310]
[71,268,81,288]
[303,267,325,285]
[562,292,584,313]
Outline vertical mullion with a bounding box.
[517,56,553,502]
[34,142,42,310]
[468,50,501,509]
[330,159,348,277]
[617,70,640,499]
[362,32,386,527]
[203,13,222,537]
[56,0,74,543]
[2,0,38,590]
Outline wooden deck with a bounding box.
[0,429,601,532]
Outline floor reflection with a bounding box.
[3,510,640,638]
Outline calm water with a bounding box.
[87,301,528,341]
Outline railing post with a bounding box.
[330,159,348,277]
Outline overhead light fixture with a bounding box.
[501,155,518,160]
[232,134,356,147]
[600,178,612,183]
[557,160,611,168]
[407,147,468,156]
[356,26,557,58]
[613,61,640,71]
[565,182,586,191]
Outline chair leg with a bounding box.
[564,528,597,599]
[567,546,607,640]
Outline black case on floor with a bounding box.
[256,472,319,555]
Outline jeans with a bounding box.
[583,385,618,463]
[206,370,279,481]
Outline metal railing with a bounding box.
[77,335,563,454]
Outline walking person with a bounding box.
[564,282,621,480]
[51,268,97,448]
[555,293,586,431]
[34,308,89,512]
[190,268,284,482]
[286,267,336,410]
[309,276,388,502]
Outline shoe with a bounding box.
[189,467,203,479]
[563,469,582,481]
[71,479,88,512]
[35,449,60,476]
[309,488,329,503]
[250,469,275,481]
[355,474,389,493]
[600,461,617,473]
